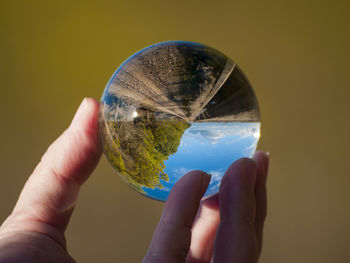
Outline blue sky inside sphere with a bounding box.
[142,122,260,201]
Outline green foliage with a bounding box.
[102,113,190,190]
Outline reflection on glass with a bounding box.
[143,122,260,201]
[99,41,261,201]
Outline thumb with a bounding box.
[0,98,102,247]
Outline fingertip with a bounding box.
[70,98,100,135]
[43,97,102,184]
[70,98,88,126]
[200,172,212,196]
[167,170,211,207]
[253,151,270,179]
[70,97,101,154]
[220,158,257,192]
[253,151,269,164]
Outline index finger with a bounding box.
[143,170,211,263]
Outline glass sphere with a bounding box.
[99,41,260,201]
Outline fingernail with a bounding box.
[71,98,87,126]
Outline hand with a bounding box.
[143,153,269,263]
[0,97,269,263]
[0,98,102,262]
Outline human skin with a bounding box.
[0,98,269,263]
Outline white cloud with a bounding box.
[171,167,192,181]
[186,122,260,143]
[209,169,224,182]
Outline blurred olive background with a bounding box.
[1,0,349,262]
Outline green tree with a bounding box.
[100,113,190,192]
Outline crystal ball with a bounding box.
[99,41,260,201]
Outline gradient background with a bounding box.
[1,0,349,262]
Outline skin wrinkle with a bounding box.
[1,217,67,250]
[11,174,77,233]
[42,132,96,185]
[40,165,80,213]
[0,97,269,263]
[0,98,102,263]
[0,232,76,263]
